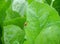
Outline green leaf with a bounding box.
[12,0,27,16]
[4,17,26,29]
[35,0,45,3]
[0,12,6,44]
[0,0,12,24]
[3,25,25,44]
[0,0,12,43]
[0,12,6,25]
[26,0,34,4]
[0,0,12,11]
[3,0,27,29]
[24,1,60,44]
[35,22,60,44]
[5,7,21,21]
[4,6,26,29]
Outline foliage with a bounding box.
[0,0,60,44]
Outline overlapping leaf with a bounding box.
[0,0,12,44]
[3,0,27,29]
[0,0,60,44]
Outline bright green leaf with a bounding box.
[24,1,60,44]
[35,23,60,44]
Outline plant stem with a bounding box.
[50,0,55,7]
